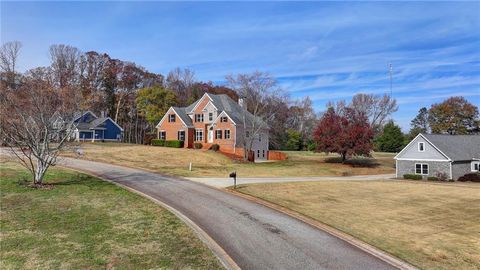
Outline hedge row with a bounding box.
[151,139,184,148]
[403,174,422,180]
[458,173,480,182]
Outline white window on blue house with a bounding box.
[418,142,425,152]
[415,163,429,175]
[472,161,480,172]
[159,131,166,140]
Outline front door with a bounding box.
[208,127,213,143]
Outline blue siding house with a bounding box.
[73,111,123,142]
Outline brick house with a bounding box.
[156,93,270,161]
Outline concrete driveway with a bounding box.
[186,174,396,188]
[54,157,400,270]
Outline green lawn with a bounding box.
[63,143,395,177]
[235,180,480,270]
[0,162,222,270]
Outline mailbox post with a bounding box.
[229,171,237,189]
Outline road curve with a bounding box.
[59,157,397,270]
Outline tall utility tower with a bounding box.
[389,63,393,97]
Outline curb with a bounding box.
[60,165,240,270]
[225,188,419,270]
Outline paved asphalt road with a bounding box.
[59,157,397,270]
[186,174,396,188]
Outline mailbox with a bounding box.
[229,171,237,189]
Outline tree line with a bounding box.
[1,40,479,182]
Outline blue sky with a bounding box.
[2,1,479,131]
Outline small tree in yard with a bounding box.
[1,76,80,185]
[313,107,373,162]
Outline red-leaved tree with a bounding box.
[314,107,374,162]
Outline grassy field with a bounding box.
[63,143,395,177]
[0,161,222,270]
[235,180,480,270]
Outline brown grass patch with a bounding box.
[236,180,480,270]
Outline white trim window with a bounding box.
[159,131,166,140]
[178,130,185,141]
[224,129,231,139]
[220,116,228,123]
[415,163,429,175]
[195,129,204,141]
[418,142,425,152]
[168,114,176,122]
[215,129,222,139]
[209,112,213,121]
[472,161,480,172]
[195,114,204,123]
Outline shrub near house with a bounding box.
[156,93,270,161]
[151,139,183,148]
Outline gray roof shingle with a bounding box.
[423,134,480,161]
[179,94,265,128]
[172,107,193,126]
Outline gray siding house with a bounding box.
[394,134,480,180]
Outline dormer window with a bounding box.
[418,142,425,152]
[195,114,204,122]
[168,114,176,122]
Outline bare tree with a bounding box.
[227,71,287,160]
[0,41,22,88]
[287,96,317,140]
[327,94,397,134]
[0,76,80,185]
[166,67,196,106]
[350,93,398,133]
[114,62,145,123]
[50,44,81,88]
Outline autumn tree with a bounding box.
[1,76,80,185]
[428,97,479,135]
[0,41,22,89]
[374,121,404,152]
[136,86,177,129]
[79,51,109,110]
[313,107,373,162]
[189,82,239,104]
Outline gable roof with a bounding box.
[422,134,480,161]
[73,111,97,122]
[172,107,193,127]
[73,112,123,131]
[168,93,265,129]
[156,107,193,128]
